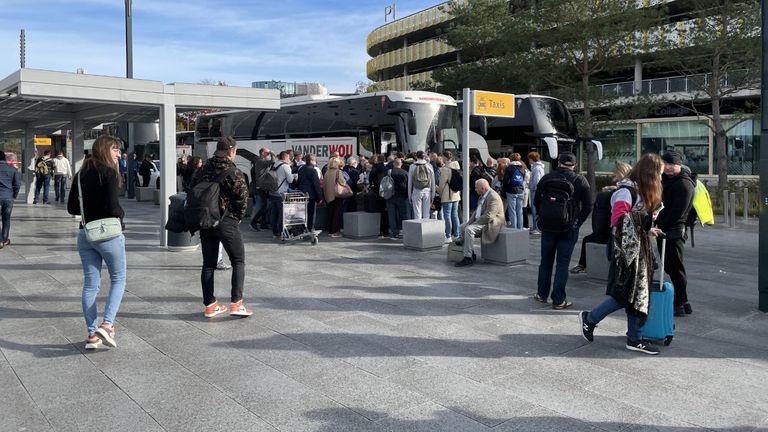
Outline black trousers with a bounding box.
[578,232,610,267]
[141,174,150,187]
[306,199,317,231]
[657,236,688,307]
[327,199,344,234]
[199,217,245,306]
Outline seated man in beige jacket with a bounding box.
[455,178,506,267]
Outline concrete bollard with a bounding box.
[722,189,729,226]
[729,192,736,229]
[744,188,749,222]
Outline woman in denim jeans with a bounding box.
[437,155,461,242]
[503,154,528,229]
[68,136,126,350]
[579,154,664,355]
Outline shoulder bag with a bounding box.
[78,172,123,243]
[334,171,353,198]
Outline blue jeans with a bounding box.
[506,192,524,229]
[268,194,283,235]
[34,174,50,203]
[441,201,459,238]
[78,230,126,336]
[0,198,13,242]
[250,191,269,228]
[537,227,579,305]
[54,174,67,203]
[588,296,641,341]
[530,191,538,230]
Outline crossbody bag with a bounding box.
[77,172,123,243]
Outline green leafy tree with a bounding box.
[436,0,664,191]
[655,0,759,191]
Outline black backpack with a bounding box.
[536,172,578,233]
[592,186,637,238]
[255,161,286,193]
[448,168,463,192]
[184,168,235,233]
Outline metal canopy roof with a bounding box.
[0,68,281,248]
[0,68,280,133]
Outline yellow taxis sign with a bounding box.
[472,91,515,118]
[34,137,51,145]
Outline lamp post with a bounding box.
[125,0,133,78]
[760,0,768,312]
[124,0,136,198]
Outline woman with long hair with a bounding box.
[571,160,633,274]
[323,157,347,237]
[67,135,126,350]
[579,153,664,355]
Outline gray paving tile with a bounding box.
[371,401,490,432]
[492,409,600,432]
[388,364,536,427]
[43,390,165,432]
[0,360,53,432]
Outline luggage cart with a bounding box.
[281,192,319,245]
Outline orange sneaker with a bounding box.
[229,300,253,317]
[204,301,227,318]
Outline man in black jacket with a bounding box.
[190,137,252,318]
[655,150,695,316]
[297,154,322,231]
[385,158,409,239]
[534,152,592,309]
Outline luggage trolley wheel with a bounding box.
[311,235,318,245]
[664,336,673,346]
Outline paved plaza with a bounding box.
[1,196,766,432]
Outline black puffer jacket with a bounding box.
[656,169,695,239]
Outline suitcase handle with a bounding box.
[655,232,666,286]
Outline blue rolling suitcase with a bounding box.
[640,235,675,345]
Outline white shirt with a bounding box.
[475,189,490,220]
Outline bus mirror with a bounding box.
[543,137,558,159]
[480,117,488,136]
[408,116,417,135]
[591,140,603,160]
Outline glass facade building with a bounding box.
[593,116,759,176]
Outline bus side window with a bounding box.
[358,130,374,158]
[381,130,398,155]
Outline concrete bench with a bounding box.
[403,219,444,251]
[343,212,380,239]
[586,242,611,281]
[135,187,154,202]
[481,228,528,266]
[153,188,161,205]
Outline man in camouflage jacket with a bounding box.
[189,137,253,318]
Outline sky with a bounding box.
[0,0,442,93]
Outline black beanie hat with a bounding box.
[661,150,682,165]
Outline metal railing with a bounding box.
[597,70,756,98]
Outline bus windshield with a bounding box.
[472,95,579,162]
[388,102,459,156]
